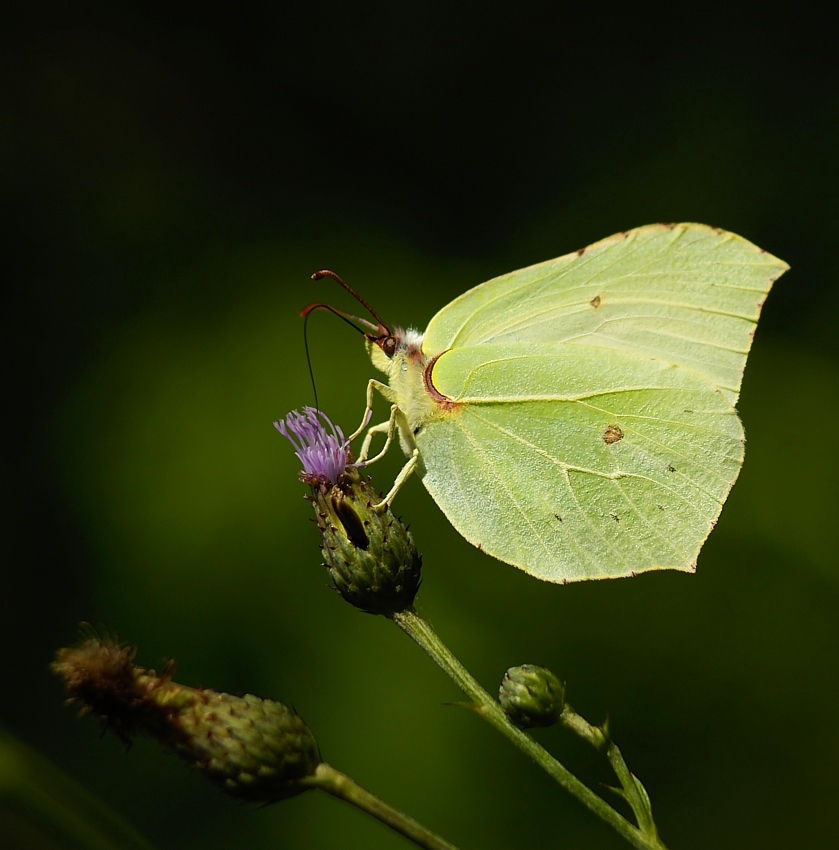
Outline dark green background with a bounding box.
[4,4,838,849]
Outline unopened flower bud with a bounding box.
[316,466,421,614]
[276,408,422,615]
[499,664,565,729]
[53,636,320,802]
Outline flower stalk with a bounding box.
[277,407,668,850]
[560,709,659,839]
[390,608,669,850]
[308,763,460,850]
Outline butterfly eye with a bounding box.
[379,334,398,358]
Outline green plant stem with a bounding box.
[390,607,669,850]
[560,709,658,838]
[309,762,460,850]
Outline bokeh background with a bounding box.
[4,5,838,849]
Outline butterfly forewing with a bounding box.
[423,223,787,405]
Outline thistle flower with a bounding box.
[274,407,351,487]
[276,408,422,616]
[52,635,321,802]
[499,664,565,729]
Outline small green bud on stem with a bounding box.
[499,664,565,729]
[52,635,320,803]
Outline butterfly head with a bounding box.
[306,269,426,376]
[367,326,425,375]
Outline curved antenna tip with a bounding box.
[309,269,389,333]
[311,269,338,282]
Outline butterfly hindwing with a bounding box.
[417,344,743,581]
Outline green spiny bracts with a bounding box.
[316,466,422,615]
[53,636,320,802]
[499,664,565,729]
[171,690,320,801]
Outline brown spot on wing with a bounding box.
[603,424,624,444]
[590,294,602,309]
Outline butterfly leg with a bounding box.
[375,449,419,511]
[348,379,396,443]
[357,405,399,465]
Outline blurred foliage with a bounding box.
[0,730,155,850]
[4,4,839,850]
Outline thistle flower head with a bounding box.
[274,407,350,486]
[314,466,422,615]
[53,635,321,802]
[499,664,565,729]
[275,407,422,615]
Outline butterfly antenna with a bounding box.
[302,270,393,411]
[311,269,390,333]
[301,302,378,410]
[302,310,320,412]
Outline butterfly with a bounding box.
[320,223,787,583]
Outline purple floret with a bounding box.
[275,407,350,485]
